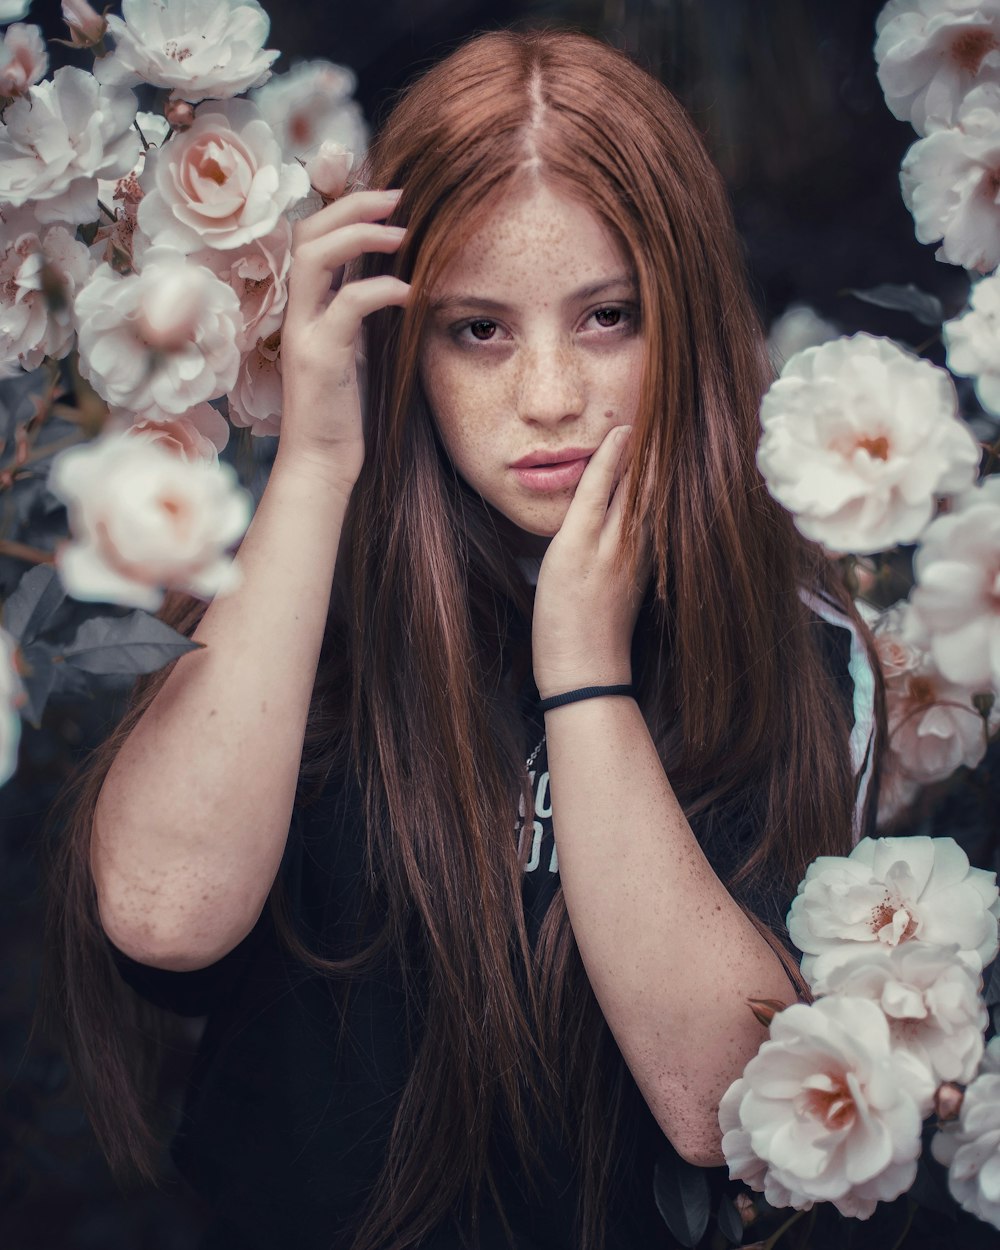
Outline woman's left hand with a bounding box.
[532,425,653,700]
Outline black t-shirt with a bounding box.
[110,598,873,1250]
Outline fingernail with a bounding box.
[617,426,632,443]
[384,188,404,199]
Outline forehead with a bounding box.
[431,179,632,298]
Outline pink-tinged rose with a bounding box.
[228,334,281,437]
[931,1036,1000,1231]
[74,248,243,414]
[900,82,1000,272]
[811,942,988,1086]
[47,431,252,612]
[722,996,933,1217]
[788,835,1000,986]
[250,59,367,161]
[943,271,1000,416]
[303,141,353,200]
[904,481,1000,693]
[0,66,140,226]
[0,205,95,372]
[757,333,981,555]
[875,0,1000,136]
[0,24,46,98]
[113,402,230,463]
[0,624,25,788]
[96,0,278,104]
[137,97,309,253]
[61,0,107,49]
[180,220,291,352]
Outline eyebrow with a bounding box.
[428,274,637,314]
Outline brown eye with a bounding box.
[469,320,497,340]
[593,308,622,327]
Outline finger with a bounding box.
[291,188,403,246]
[563,425,632,544]
[320,275,411,349]
[287,223,406,319]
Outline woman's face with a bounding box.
[418,180,643,555]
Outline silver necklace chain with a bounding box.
[525,733,546,771]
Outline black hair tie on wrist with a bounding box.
[537,684,636,713]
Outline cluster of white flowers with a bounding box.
[0,0,369,624]
[720,835,1000,1223]
[754,1,1000,841]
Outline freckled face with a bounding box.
[418,180,643,551]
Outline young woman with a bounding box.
[45,27,885,1250]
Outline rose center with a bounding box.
[949,29,1000,75]
[856,434,890,461]
[802,1074,856,1131]
[290,114,313,147]
[871,894,919,943]
[908,674,936,704]
[199,157,228,187]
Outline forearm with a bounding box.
[543,694,796,1166]
[93,452,352,970]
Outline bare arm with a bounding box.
[92,190,409,971]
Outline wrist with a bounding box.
[534,668,633,703]
[271,447,359,503]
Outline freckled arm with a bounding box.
[543,695,798,1167]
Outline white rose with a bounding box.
[0,2,32,23]
[74,248,243,414]
[725,997,932,1216]
[112,401,230,463]
[875,0,1000,136]
[0,22,45,97]
[97,0,277,104]
[250,59,367,161]
[137,97,309,253]
[944,271,1000,415]
[811,942,987,1086]
[902,482,1000,693]
[227,334,281,437]
[931,1035,1000,1230]
[756,333,981,555]
[765,302,839,372]
[177,220,291,353]
[886,656,993,783]
[787,835,1000,985]
[47,431,251,611]
[0,205,95,371]
[718,1078,808,1212]
[0,66,139,227]
[0,623,24,788]
[901,82,1000,272]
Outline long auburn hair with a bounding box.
[42,27,887,1250]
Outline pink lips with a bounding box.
[511,456,591,492]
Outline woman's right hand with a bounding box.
[277,188,410,493]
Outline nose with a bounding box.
[515,339,585,427]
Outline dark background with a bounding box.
[3,1,996,1247]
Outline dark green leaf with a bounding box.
[0,564,67,646]
[17,641,57,728]
[843,284,943,327]
[654,1150,712,1247]
[716,1193,745,1245]
[60,610,201,675]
